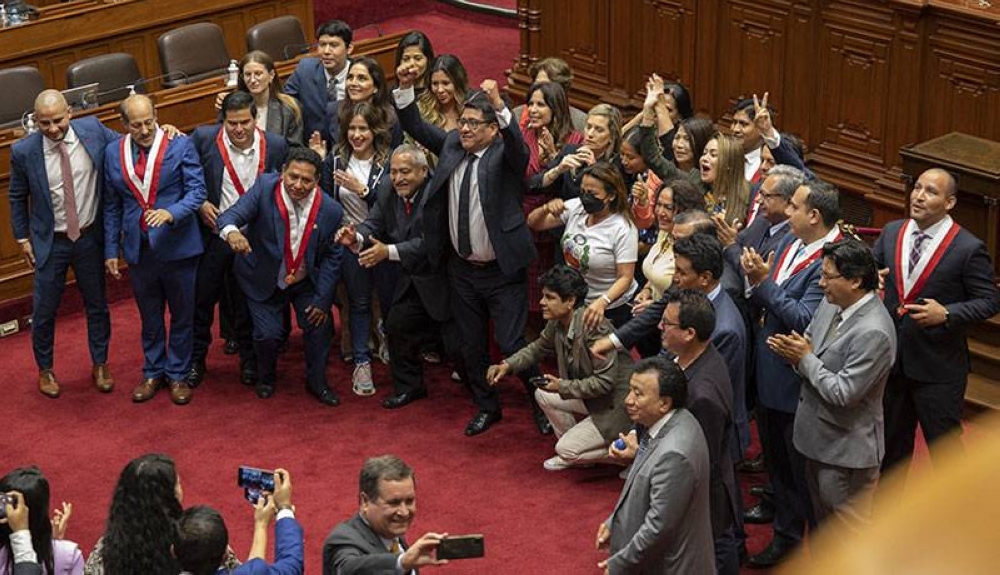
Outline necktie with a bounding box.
[457,154,476,259]
[633,431,652,469]
[909,230,928,271]
[390,539,400,554]
[822,310,843,345]
[135,148,147,180]
[57,141,80,241]
[326,75,338,101]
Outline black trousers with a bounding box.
[881,371,966,475]
[386,284,461,395]
[192,235,253,363]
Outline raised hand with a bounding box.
[753,92,775,137]
[396,64,419,89]
[480,79,505,111]
[308,131,326,157]
[335,223,358,247]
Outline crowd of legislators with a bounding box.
[6,15,1000,574]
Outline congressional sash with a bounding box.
[120,129,168,230]
[216,128,267,196]
[275,182,321,286]
[893,218,960,316]
[772,229,843,285]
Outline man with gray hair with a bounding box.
[336,145,451,410]
[323,455,449,575]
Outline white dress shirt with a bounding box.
[44,126,98,232]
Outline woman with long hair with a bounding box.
[535,103,624,200]
[528,161,638,329]
[84,454,183,575]
[522,81,583,185]
[393,31,434,94]
[0,468,81,575]
[221,50,303,145]
[622,75,694,161]
[417,54,469,133]
[700,133,750,220]
[320,101,395,395]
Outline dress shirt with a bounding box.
[773,226,841,286]
[44,126,98,232]
[743,147,761,182]
[646,408,676,441]
[325,65,348,101]
[220,130,262,211]
[839,291,876,324]
[901,215,951,282]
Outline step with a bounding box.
[966,372,1000,413]
[970,339,1000,381]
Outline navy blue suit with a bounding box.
[104,134,206,382]
[216,173,344,393]
[8,117,119,371]
[283,58,339,145]
[222,516,303,575]
[189,126,288,367]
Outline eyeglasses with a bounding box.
[457,118,490,129]
[820,272,843,281]
[658,319,681,329]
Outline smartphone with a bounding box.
[237,466,275,491]
[437,534,485,560]
[529,376,549,389]
[915,298,927,305]
[0,493,14,520]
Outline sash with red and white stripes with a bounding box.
[120,130,168,230]
[274,182,321,286]
[216,127,267,196]
[893,218,960,316]
[771,230,843,285]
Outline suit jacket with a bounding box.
[396,98,536,276]
[266,97,304,146]
[222,516,303,575]
[283,57,337,144]
[356,179,449,321]
[216,173,344,309]
[9,116,121,268]
[504,307,633,441]
[874,219,1000,382]
[751,233,826,413]
[794,296,897,469]
[322,513,409,575]
[684,344,740,540]
[103,134,207,264]
[607,409,715,575]
[723,217,790,277]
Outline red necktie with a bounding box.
[404,199,412,216]
[135,148,147,180]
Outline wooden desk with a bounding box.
[0,30,407,318]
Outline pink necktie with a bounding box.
[58,141,80,241]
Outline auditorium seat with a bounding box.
[66,53,144,106]
[0,66,44,129]
[158,23,231,88]
[246,15,310,61]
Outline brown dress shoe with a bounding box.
[169,381,192,405]
[132,377,163,403]
[92,364,115,393]
[38,370,61,398]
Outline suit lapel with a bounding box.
[28,135,55,213]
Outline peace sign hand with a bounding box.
[753,92,775,137]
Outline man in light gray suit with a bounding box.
[596,357,715,574]
[768,239,896,532]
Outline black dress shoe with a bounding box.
[223,339,239,355]
[750,484,774,499]
[747,534,797,568]
[185,360,206,387]
[532,405,553,435]
[464,410,502,436]
[743,501,775,524]
[309,387,341,406]
[738,454,766,474]
[381,389,428,409]
[255,383,274,399]
[239,358,258,386]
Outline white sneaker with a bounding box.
[352,362,375,396]
[451,370,462,382]
[543,455,573,471]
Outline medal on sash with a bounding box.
[893,219,959,316]
[275,182,321,286]
[216,128,267,196]
[120,130,168,230]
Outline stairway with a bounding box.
[967,315,1000,415]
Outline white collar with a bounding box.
[912,214,951,238]
[839,291,876,324]
[46,126,77,150]
[646,409,676,440]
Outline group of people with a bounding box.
[8,13,1000,574]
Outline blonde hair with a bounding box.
[710,133,750,219]
[586,103,623,160]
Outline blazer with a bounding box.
[794,296,897,469]
[874,219,1000,382]
[265,97,304,147]
[356,180,450,321]
[190,125,288,219]
[222,516,303,575]
[750,232,826,413]
[216,173,344,310]
[322,513,409,575]
[607,409,716,575]
[102,134,207,264]
[504,307,634,441]
[396,98,536,276]
[723,217,791,276]
[283,57,337,144]
[9,116,121,269]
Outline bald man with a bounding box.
[103,94,207,405]
[875,168,1000,478]
[9,90,121,398]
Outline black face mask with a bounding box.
[580,193,606,215]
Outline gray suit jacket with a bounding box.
[607,409,716,574]
[793,295,897,469]
[322,513,408,575]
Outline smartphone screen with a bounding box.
[237,466,275,491]
[437,534,485,560]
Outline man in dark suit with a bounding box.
[323,455,448,575]
[393,65,544,436]
[104,94,206,405]
[189,91,289,388]
[769,239,896,533]
[720,165,801,278]
[8,90,119,398]
[741,179,842,567]
[336,144,451,409]
[216,147,343,405]
[875,168,1000,477]
[596,357,715,574]
[283,20,352,146]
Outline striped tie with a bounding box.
[910,230,928,271]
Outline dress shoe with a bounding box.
[747,534,797,568]
[255,383,274,399]
[186,360,206,388]
[750,485,774,499]
[223,339,239,355]
[132,377,164,403]
[464,410,502,436]
[38,370,61,398]
[738,454,766,474]
[532,405,554,435]
[239,358,258,386]
[743,501,775,524]
[309,387,341,406]
[381,389,428,409]
[169,381,192,405]
[92,363,114,392]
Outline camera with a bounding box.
[237,466,275,505]
[0,493,17,520]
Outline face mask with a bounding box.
[580,193,606,215]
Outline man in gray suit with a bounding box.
[596,357,715,574]
[768,239,896,532]
[323,456,448,575]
